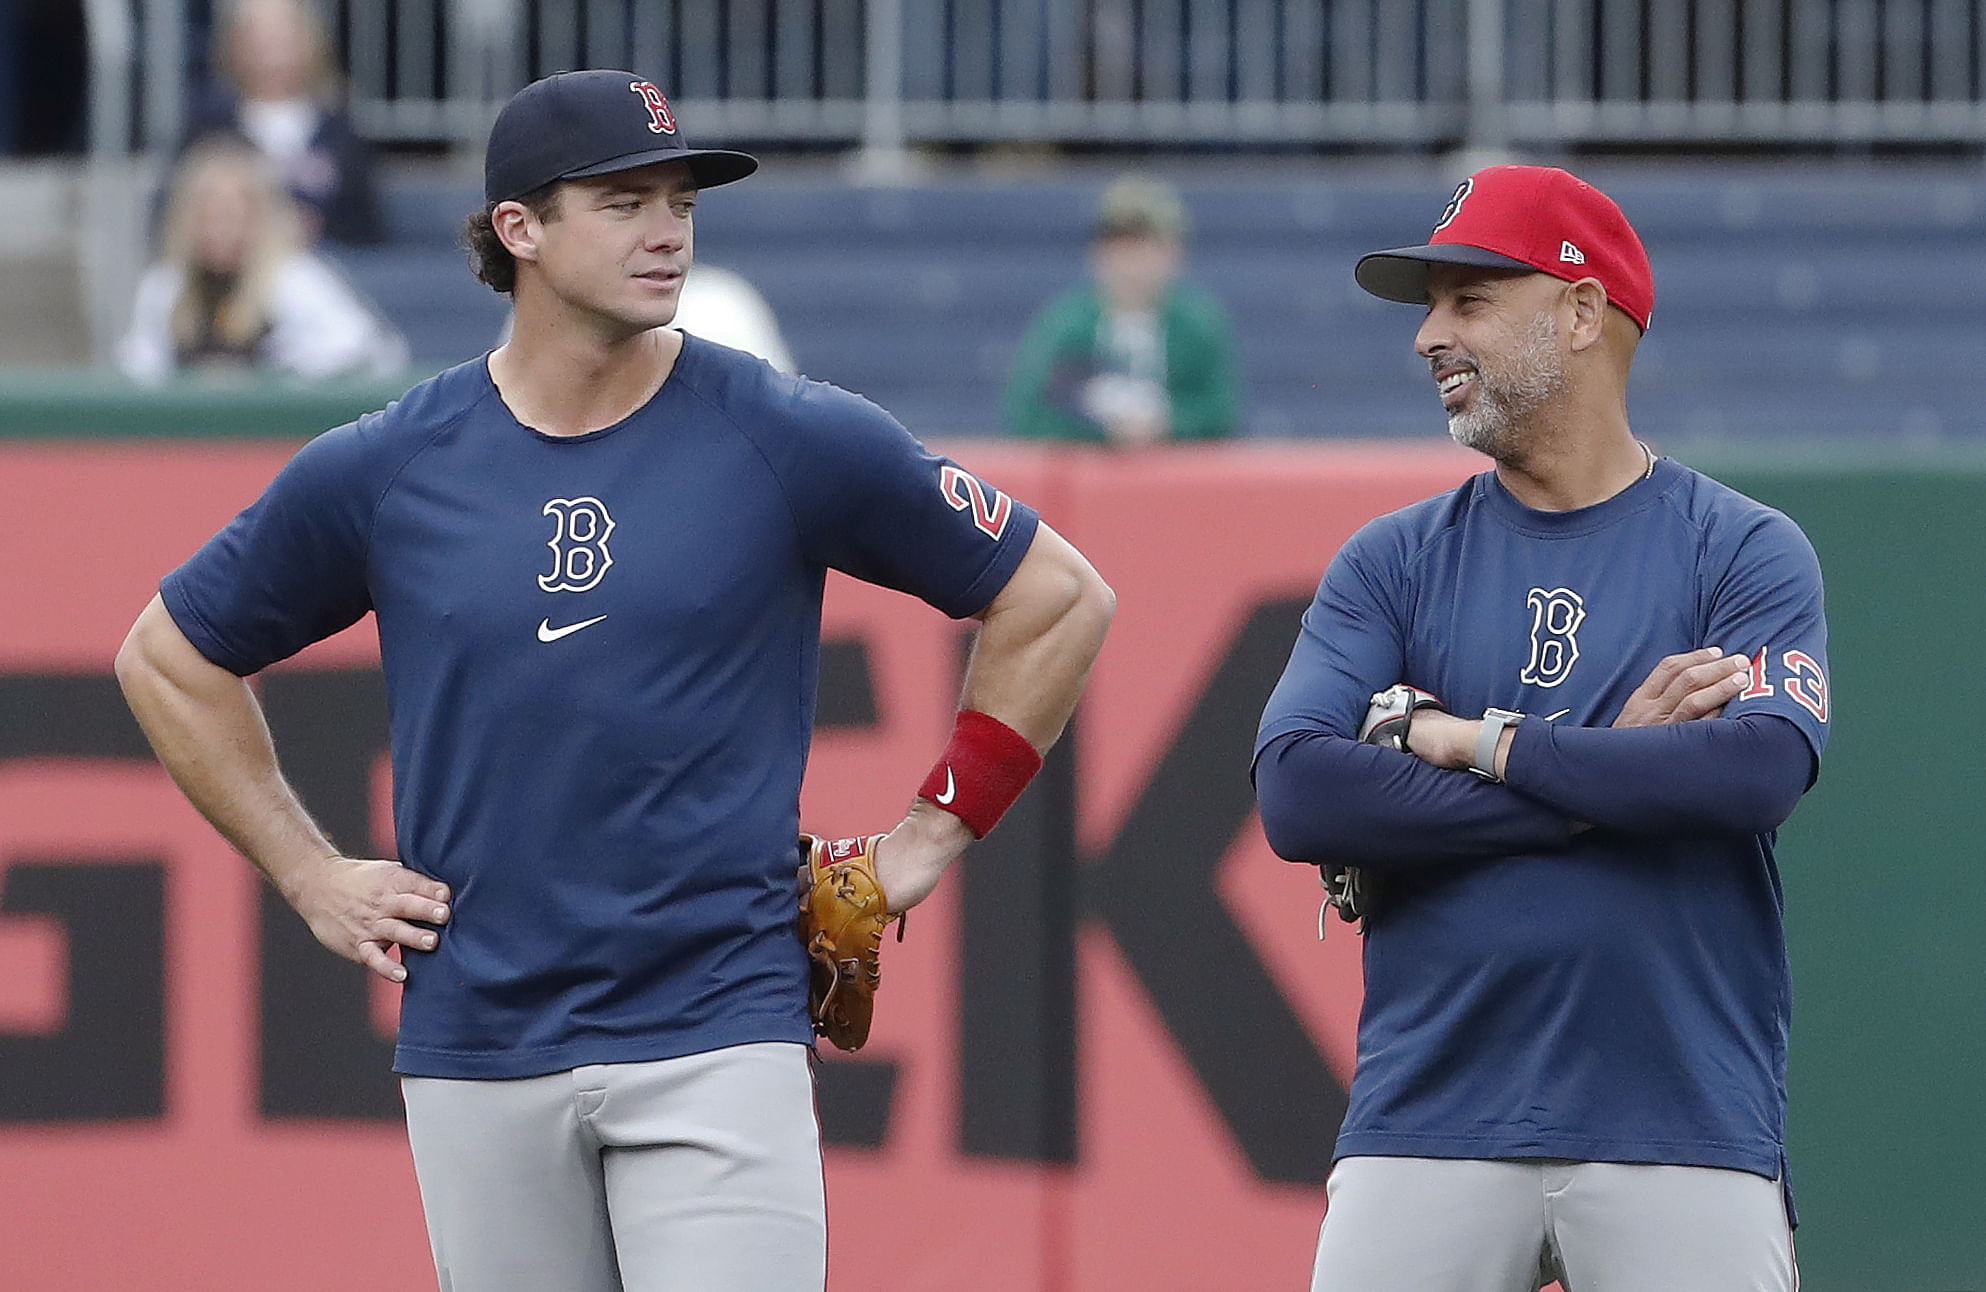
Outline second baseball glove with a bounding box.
[1317,684,1445,936]
[797,833,903,1051]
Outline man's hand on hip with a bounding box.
[282,855,453,983]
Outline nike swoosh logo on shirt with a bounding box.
[934,767,957,805]
[1544,709,1571,721]
[537,615,608,642]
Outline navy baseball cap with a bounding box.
[483,69,759,204]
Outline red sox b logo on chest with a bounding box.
[629,81,676,134]
[1520,586,1585,688]
[539,496,617,592]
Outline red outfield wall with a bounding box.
[0,440,1481,1291]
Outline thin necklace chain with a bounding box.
[1636,440,1655,480]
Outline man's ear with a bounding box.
[492,200,541,266]
[1564,277,1610,352]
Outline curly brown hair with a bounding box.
[462,182,564,295]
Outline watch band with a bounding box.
[1471,708,1524,781]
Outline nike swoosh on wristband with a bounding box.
[537,615,608,642]
[934,767,957,805]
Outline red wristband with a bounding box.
[917,709,1044,838]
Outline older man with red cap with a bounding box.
[1255,165,1829,1291]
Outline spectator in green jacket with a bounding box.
[1004,175,1243,444]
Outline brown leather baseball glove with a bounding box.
[797,833,903,1051]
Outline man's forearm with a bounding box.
[1500,714,1813,836]
[118,596,450,981]
[1253,729,1580,868]
[115,597,338,900]
[874,525,1112,910]
[957,525,1114,752]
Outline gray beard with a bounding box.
[1447,311,1568,460]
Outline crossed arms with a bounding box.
[1254,648,1816,870]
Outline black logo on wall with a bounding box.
[0,601,1345,1184]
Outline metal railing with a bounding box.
[83,0,1986,159]
[84,0,188,155]
[1494,0,1986,145]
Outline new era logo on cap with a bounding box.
[1353,164,1655,332]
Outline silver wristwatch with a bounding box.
[1470,707,1524,781]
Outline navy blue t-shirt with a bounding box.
[162,337,1039,1078]
[1255,456,1829,1179]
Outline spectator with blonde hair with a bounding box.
[119,137,406,383]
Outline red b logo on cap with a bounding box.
[1433,178,1472,233]
[629,81,676,135]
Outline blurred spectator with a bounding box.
[494,264,799,374]
[1004,175,1242,444]
[183,0,384,244]
[118,137,407,383]
[673,264,798,374]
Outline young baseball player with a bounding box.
[1254,165,1828,1291]
[115,70,1114,1292]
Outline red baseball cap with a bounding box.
[1355,164,1654,331]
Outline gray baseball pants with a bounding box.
[401,1041,825,1292]
[1311,1156,1797,1292]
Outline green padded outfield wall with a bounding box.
[1706,455,1986,1292]
[0,372,418,439]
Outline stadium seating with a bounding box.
[336,165,1986,443]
